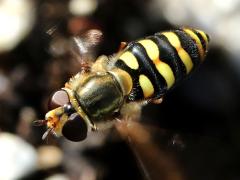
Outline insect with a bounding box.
[34,27,210,142]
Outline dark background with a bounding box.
[0,0,240,179]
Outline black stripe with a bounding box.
[148,35,184,83]
[155,33,187,81]
[174,30,201,68]
[131,42,168,98]
[116,41,168,100]
[206,33,210,42]
[191,29,207,52]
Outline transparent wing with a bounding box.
[115,120,185,180]
[69,29,103,67]
[47,26,103,71]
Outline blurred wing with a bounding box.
[48,27,103,70]
[115,120,184,180]
[69,29,103,66]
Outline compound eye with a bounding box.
[48,90,70,110]
[62,113,88,142]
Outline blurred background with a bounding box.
[0,0,240,179]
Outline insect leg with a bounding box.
[118,41,128,52]
[149,97,164,104]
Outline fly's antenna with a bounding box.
[33,120,53,141]
[42,128,53,140]
[32,120,47,126]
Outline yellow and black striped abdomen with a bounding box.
[114,28,210,101]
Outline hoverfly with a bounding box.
[34,27,209,179]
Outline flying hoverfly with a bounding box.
[34,27,209,141]
[34,27,209,179]
[36,28,209,141]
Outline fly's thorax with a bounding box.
[72,72,124,121]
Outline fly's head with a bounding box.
[35,89,89,142]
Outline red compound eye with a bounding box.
[48,90,70,110]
